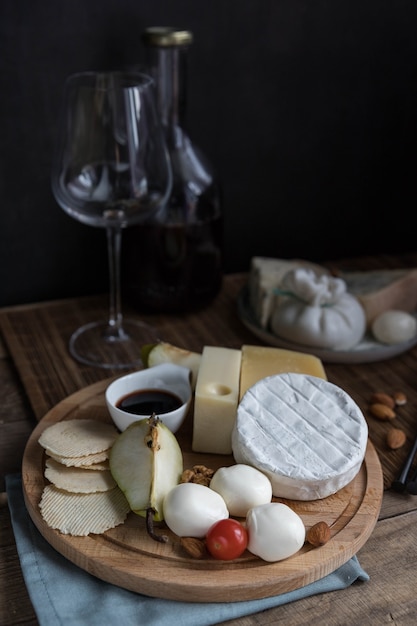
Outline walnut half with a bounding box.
[180,464,214,487]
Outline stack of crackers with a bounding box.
[38,419,130,536]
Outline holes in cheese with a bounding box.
[192,346,242,455]
[204,383,233,396]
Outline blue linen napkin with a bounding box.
[6,473,369,626]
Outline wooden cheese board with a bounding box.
[22,378,384,603]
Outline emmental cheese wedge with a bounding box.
[239,345,327,400]
[232,373,368,501]
[192,346,242,455]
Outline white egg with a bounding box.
[210,464,273,517]
[163,482,228,537]
[372,310,417,345]
[246,502,305,562]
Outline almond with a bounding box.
[369,392,395,409]
[386,428,407,450]
[369,403,396,420]
[306,521,331,547]
[393,391,407,406]
[180,537,208,559]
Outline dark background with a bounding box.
[1,1,417,308]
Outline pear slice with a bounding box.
[109,415,183,541]
[142,342,201,390]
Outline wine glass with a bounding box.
[51,71,171,369]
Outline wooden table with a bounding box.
[1,254,417,625]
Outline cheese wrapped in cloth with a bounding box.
[270,268,366,350]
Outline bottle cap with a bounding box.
[142,27,193,47]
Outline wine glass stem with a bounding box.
[106,225,126,341]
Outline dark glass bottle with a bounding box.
[122,27,223,313]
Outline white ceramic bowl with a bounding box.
[105,363,192,433]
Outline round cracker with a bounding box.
[44,458,116,493]
[78,460,110,471]
[38,419,117,457]
[39,485,130,536]
[47,449,110,467]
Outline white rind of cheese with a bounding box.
[232,373,368,501]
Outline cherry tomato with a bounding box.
[206,518,248,560]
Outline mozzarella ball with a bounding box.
[210,464,273,517]
[163,482,228,537]
[372,310,417,345]
[246,503,305,562]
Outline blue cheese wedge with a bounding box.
[248,257,329,329]
[341,268,417,327]
[232,373,368,500]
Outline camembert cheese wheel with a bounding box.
[232,373,368,501]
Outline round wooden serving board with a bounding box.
[22,378,383,603]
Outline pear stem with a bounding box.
[146,508,168,543]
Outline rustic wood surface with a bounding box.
[2,254,417,624]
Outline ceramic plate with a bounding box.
[237,285,417,364]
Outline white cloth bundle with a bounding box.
[271,268,366,350]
